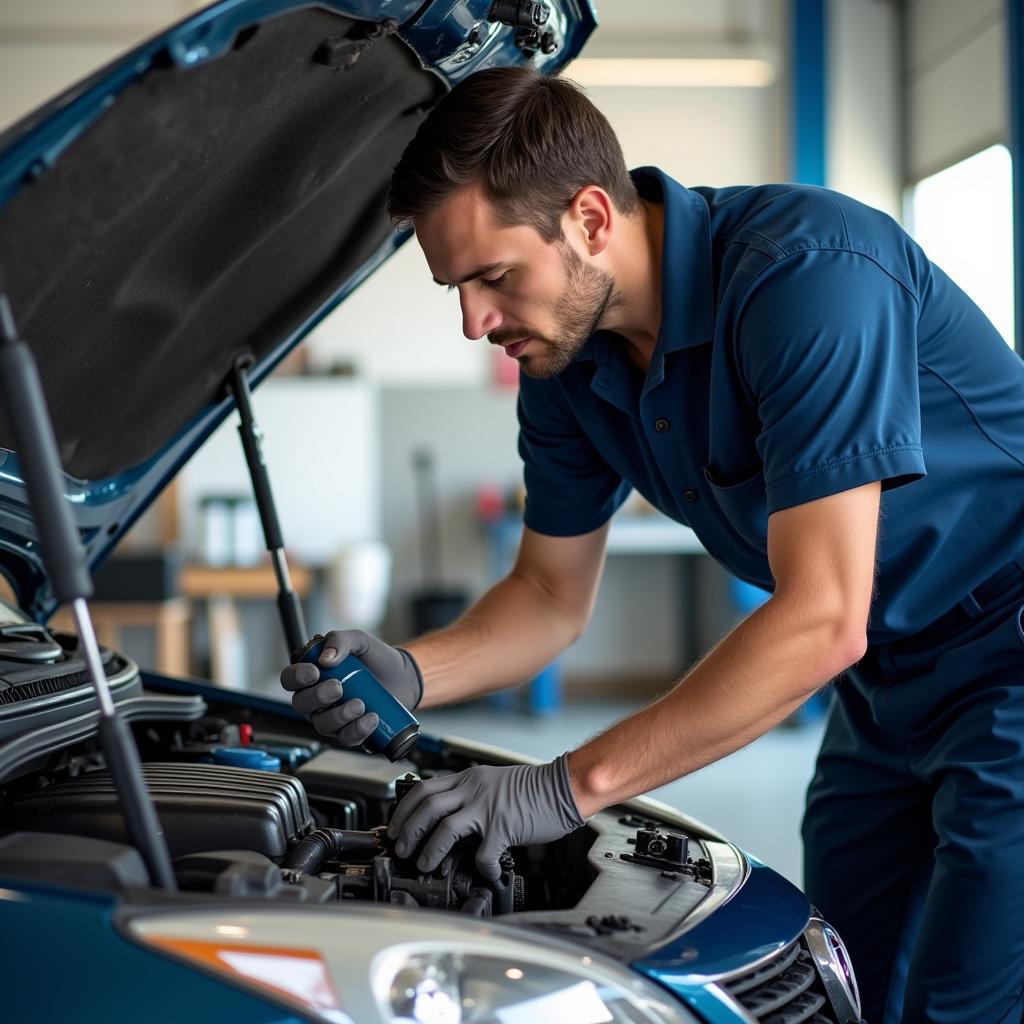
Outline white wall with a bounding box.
[177,378,380,563]
[0,0,201,130]
[305,242,491,384]
[589,83,786,184]
[827,0,902,217]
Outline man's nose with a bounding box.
[460,290,502,340]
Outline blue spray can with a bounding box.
[292,634,420,761]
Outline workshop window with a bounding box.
[907,144,1015,348]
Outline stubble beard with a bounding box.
[492,242,619,380]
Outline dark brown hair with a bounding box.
[387,66,641,241]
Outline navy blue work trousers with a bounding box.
[803,561,1024,1024]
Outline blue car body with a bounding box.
[0,3,860,1022]
[1,853,811,1023]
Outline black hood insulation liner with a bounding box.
[0,7,442,480]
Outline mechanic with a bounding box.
[281,67,1024,1022]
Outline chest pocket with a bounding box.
[703,464,769,550]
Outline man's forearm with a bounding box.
[405,571,583,708]
[567,593,866,816]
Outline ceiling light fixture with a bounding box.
[566,57,776,88]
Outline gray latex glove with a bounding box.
[387,753,585,881]
[279,629,423,746]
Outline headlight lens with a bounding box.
[127,907,698,1024]
[379,948,683,1024]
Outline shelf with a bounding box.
[180,563,313,599]
[487,514,706,556]
[606,517,705,555]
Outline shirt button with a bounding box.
[654,418,670,433]
[683,489,697,503]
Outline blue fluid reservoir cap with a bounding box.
[256,743,310,770]
[211,746,281,772]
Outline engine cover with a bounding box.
[9,762,313,858]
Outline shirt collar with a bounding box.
[574,166,714,363]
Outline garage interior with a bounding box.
[0,0,1018,893]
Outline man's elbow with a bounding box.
[817,618,869,680]
[562,608,591,647]
[510,567,595,646]
[774,590,869,687]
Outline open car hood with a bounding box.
[0,0,596,619]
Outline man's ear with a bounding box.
[565,186,613,256]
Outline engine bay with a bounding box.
[0,622,739,962]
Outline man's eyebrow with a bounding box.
[432,261,505,288]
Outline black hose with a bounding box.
[460,890,492,917]
[280,829,380,875]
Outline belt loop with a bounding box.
[958,592,985,619]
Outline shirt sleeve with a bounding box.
[517,375,631,536]
[736,249,927,515]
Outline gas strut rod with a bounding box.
[226,357,308,656]
[0,294,176,891]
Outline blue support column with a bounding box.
[791,0,827,186]
[1009,0,1024,355]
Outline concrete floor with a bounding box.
[417,699,826,887]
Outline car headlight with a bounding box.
[377,946,692,1024]
[125,906,699,1024]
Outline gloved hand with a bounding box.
[280,629,423,746]
[387,753,585,881]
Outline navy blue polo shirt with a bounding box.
[517,167,1024,643]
